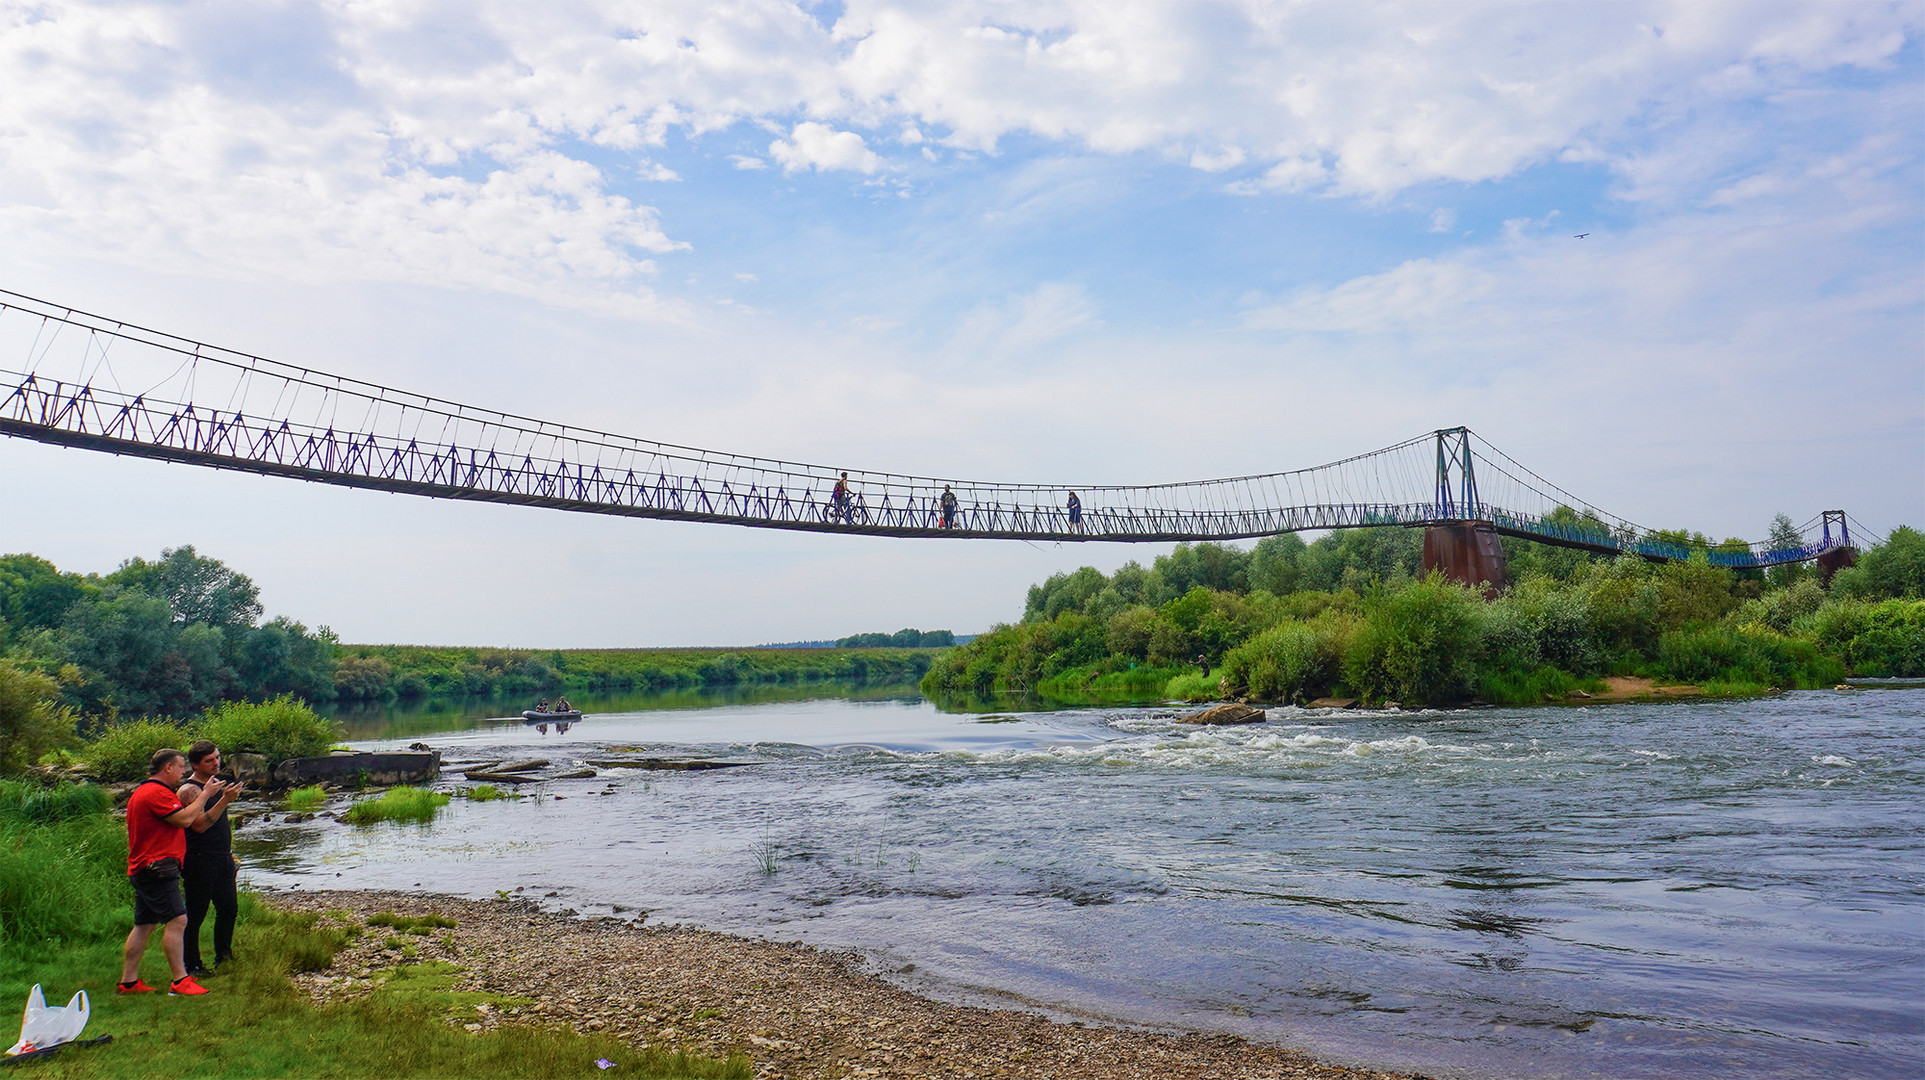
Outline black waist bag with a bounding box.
[136,857,181,881]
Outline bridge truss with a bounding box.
[0,290,1854,569]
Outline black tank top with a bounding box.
[182,786,232,863]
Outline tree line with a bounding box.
[923,519,1925,708]
[0,544,945,724]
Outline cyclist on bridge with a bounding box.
[832,472,853,522]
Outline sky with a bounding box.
[1,0,1921,647]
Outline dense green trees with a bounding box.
[0,547,335,719]
[836,628,957,648]
[925,524,1925,708]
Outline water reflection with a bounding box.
[320,679,928,741]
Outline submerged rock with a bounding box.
[272,751,440,789]
[1177,703,1266,725]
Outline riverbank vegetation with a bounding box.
[923,523,1925,709]
[333,643,938,702]
[0,542,940,731]
[0,779,748,1078]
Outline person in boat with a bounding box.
[553,696,572,713]
[940,485,958,529]
[534,698,551,713]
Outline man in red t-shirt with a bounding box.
[119,748,225,996]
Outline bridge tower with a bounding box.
[1816,509,1858,585]
[1421,427,1509,594]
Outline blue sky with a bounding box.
[0,1,1919,646]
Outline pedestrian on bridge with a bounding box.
[940,485,959,529]
[1067,492,1083,532]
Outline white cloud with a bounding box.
[1429,208,1457,233]
[1188,146,1245,172]
[953,282,1100,356]
[0,0,1912,320]
[770,121,882,174]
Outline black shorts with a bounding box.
[131,870,186,926]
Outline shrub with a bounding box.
[1162,670,1221,702]
[200,695,341,765]
[1656,625,1845,688]
[0,659,78,775]
[84,717,195,781]
[1221,613,1356,704]
[283,784,328,812]
[1851,600,1925,676]
[0,779,111,824]
[333,655,394,700]
[1832,526,1925,601]
[461,784,516,802]
[344,787,451,825]
[1794,598,1925,677]
[0,810,128,945]
[1343,576,1486,705]
[1737,578,1827,633]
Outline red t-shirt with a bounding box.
[125,780,185,876]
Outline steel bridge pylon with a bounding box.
[1422,427,1509,593]
[1816,510,1858,584]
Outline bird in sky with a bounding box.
[1574,232,1590,238]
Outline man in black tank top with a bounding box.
[179,740,241,975]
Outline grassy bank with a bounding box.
[0,780,748,1079]
[334,645,942,703]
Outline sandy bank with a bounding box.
[1570,676,1705,704]
[273,889,1440,1080]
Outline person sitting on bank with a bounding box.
[178,740,242,976]
[120,748,225,996]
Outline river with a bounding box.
[239,685,1924,1079]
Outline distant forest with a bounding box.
[0,546,949,718]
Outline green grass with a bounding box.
[0,925,748,1078]
[1478,665,1604,706]
[282,785,328,813]
[0,787,749,1079]
[459,785,517,802]
[342,787,450,825]
[367,912,457,935]
[1161,671,1222,702]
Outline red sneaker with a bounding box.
[168,976,209,996]
[116,979,156,994]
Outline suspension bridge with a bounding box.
[0,289,1865,585]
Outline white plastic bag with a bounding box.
[6,984,89,1056]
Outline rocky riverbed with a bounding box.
[272,889,1438,1080]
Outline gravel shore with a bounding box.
[274,889,1438,1080]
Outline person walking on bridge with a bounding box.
[1067,492,1083,532]
[940,485,959,529]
